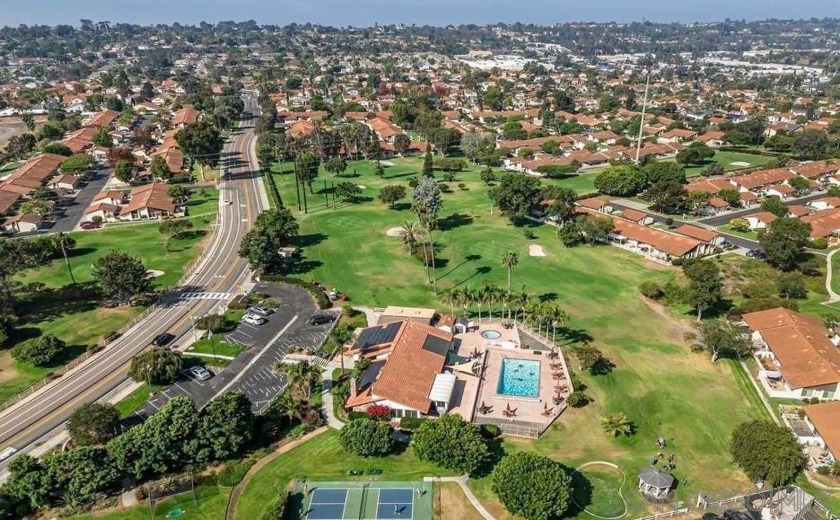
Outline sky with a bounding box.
[0,0,838,27]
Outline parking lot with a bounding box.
[134,282,340,418]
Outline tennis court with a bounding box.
[296,481,432,520]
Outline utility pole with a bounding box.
[634,72,651,166]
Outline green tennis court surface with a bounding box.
[293,481,433,520]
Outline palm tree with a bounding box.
[472,287,484,323]
[400,221,420,255]
[278,360,322,401]
[600,412,633,437]
[53,232,76,285]
[548,305,569,344]
[274,391,302,421]
[501,251,519,296]
[485,284,502,321]
[129,349,183,385]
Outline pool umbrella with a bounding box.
[506,402,511,412]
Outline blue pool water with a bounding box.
[481,330,502,339]
[497,359,540,398]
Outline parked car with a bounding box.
[309,312,336,326]
[242,314,266,326]
[187,366,212,381]
[152,332,175,347]
[80,221,99,230]
[248,305,273,317]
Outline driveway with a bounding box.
[133,283,338,418]
[52,167,112,233]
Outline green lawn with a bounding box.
[0,212,215,405]
[114,383,163,419]
[830,252,840,296]
[234,430,456,520]
[717,224,760,241]
[571,466,629,518]
[267,157,771,517]
[187,338,243,358]
[185,186,220,216]
[678,151,775,178]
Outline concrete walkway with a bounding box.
[351,305,379,327]
[824,249,840,303]
[423,475,495,520]
[320,360,346,430]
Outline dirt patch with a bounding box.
[0,351,19,384]
[386,227,405,237]
[528,244,546,257]
[640,296,695,343]
[438,483,485,520]
[0,120,27,150]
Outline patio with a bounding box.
[451,321,573,437]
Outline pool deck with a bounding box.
[446,321,571,432]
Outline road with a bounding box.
[694,191,828,227]
[0,91,266,469]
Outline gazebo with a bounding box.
[638,466,675,501]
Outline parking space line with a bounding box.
[147,400,160,411]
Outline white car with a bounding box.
[222,199,232,205]
[187,366,212,381]
[242,314,266,326]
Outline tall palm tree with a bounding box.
[278,361,322,401]
[485,284,502,321]
[400,221,420,255]
[457,287,471,318]
[548,305,569,344]
[600,412,633,437]
[53,232,76,285]
[472,287,484,323]
[501,251,519,296]
[274,391,302,421]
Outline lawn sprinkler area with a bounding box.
[571,462,628,520]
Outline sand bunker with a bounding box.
[386,227,405,237]
[529,244,546,257]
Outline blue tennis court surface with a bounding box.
[376,488,414,519]
[306,488,348,520]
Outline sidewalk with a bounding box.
[320,360,345,430]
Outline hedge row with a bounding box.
[260,490,290,520]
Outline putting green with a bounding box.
[571,462,628,519]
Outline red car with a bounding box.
[80,221,99,230]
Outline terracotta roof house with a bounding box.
[606,217,711,262]
[120,182,179,221]
[792,160,840,180]
[575,197,614,214]
[744,212,777,231]
[730,168,795,192]
[344,320,456,419]
[801,401,840,462]
[618,208,654,225]
[2,213,42,234]
[674,224,724,246]
[802,208,840,238]
[150,147,186,174]
[686,177,734,195]
[2,154,66,191]
[807,197,840,212]
[172,106,199,128]
[84,109,120,128]
[743,307,840,400]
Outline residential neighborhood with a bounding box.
[0,12,837,520]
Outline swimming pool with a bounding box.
[481,330,502,339]
[497,358,540,398]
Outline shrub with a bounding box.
[288,423,313,439]
[816,465,831,476]
[399,417,428,430]
[480,424,501,439]
[195,313,234,333]
[457,183,467,190]
[339,418,394,456]
[259,490,290,520]
[639,281,664,299]
[348,411,369,421]
[216,459,256,487]
[729,217,750,232]
[566,391,588,408]
[413,414,488,474]
[670,258,686,266]
[810,237,828,249]
[366,404,391,421]
[11,334,65,366]
[523,229,536,240]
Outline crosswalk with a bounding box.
[176,291,232,301]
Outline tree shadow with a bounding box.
[538,292,558,303]
[556,327,594,345]
[14,282,102,326]
[472,437,506,479]
[437,213,474,231]
[384,171,420,180]
[68,247,97,258]
[283,259,324,275]
[436,254,482,282]
[391,202,412,211]
[568,469,594,516]
[452,265,493,288]
[293,233,328,248]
